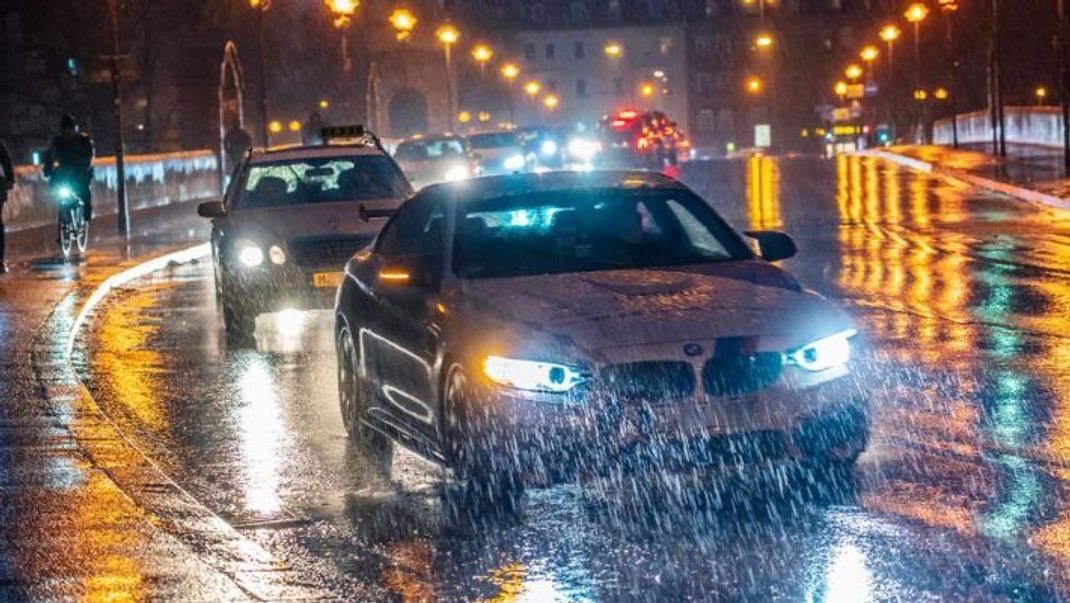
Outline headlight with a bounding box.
[540,140,559,156]
[235,239,264,267]
[268,244,286,265]
[567,138,597,161]
[504,154,525,170]
[443,165,470,181]
[56,185,73,200]
[483,355,586,393]
[787,329,857,372]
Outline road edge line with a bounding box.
[864,150,1070,211]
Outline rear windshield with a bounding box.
[468,132,520,150]
[235,156,411,209]
[395,138,467,162]
[453,189,752,279]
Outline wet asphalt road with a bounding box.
[75,155,1070,601]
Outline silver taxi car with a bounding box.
[199,126,413,342]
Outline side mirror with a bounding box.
[197,200,225,219]
[745,230,797,262]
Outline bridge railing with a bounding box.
[934,106,1065,148]
[3,150,219,232]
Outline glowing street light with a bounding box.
[905,3,928,95]
[905,3,929,24]
[326,0,359,29]
[388,8,417,42]
[746,76,764,95]
[834,81,849,101]
[458,110,471,124]
[934,87,949,100]
[754,33,774,49]
[845,64,863,81]
[914,88,928,101]
[604,42,623,58]
[436,24,460,131]
[543,94,560,110]
[1037,86,1049,103]
[639,82,656,98]
[318,99,330,110]
[500,62,520,82]
[524,81,542,98]
[860,45,879,65]
[880,24,901,44]
[268,120,283,134]
[472,44,493,76]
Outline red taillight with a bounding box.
[617,110,638,120]
[611,119,628,128]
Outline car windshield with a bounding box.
[394,138,467,162]
[235,155,411,209]
[453,189,752,279]
[468,132,520,150]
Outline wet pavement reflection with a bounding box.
[75,156,1070,600]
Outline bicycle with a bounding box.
[53,183,89,258]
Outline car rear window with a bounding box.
[468,132,520,149]
[453,189,752,279]
[235,155,412,209]
[395,139,467,162]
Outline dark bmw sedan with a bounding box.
[334,171,869,498]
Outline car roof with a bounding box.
[248,143,385,164]
[424,170,686,203]
[397,134,465,145]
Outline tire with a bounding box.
[74,206,89,255]
[337,326,393,470]
[220,285,255,344]
[443,366,523,502]
[58,210,73,258]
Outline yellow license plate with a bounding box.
[312,272,344,288]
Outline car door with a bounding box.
[361,195,447,450]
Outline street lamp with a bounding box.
[860,45,879,76]
[250,0,271,147]
[754,33,774,50]
[436,24,460,131]
[524,81,542,98]
[834,81,849,102]
[604,42,623,58]
[934,87,950,100]
[543,94,560,110]
[326,0,358,29]
[472,44,494,76]
[388,8,417,42]
[1037,86,1049,104]
[639,82,656,98]
[500,62,520,125]
[845,64,863,81]
[746,76,764,95]
[939,0,960,147]
[904,3,928,89]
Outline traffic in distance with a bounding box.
[198,118,866,503]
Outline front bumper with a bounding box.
[465,375,870,481]
[224,263,343,313]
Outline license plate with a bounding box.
[312,272,344,288]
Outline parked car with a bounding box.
[333,170,869,499]
[198,126,413,343]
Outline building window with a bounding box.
[531,3,546,24]
[574,40,585,59]
[524,43,536,61]
[697,109,715,132]
[545,43,556,60]
[576,78,587,97]
[570,2,588,24]
[608,0,622,21]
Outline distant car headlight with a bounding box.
[787,329,857,372]
[483,355,586,393]
[504,154,526,171]
[268,244,287,265]
[540,140,559,156]
[444,165,470,181]
[235,239,264,267]
[567,138,598,161]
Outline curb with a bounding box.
[53,243,339,601]
[865,150,1070,211]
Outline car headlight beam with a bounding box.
[236,239,264,267]
[483,355,586,393]
[268,244,287,265]
[504,154,526,171]
[540,140,558,156]
[444,165,470,181]
[787,328,857,372]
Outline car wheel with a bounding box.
[337,326,393,470]
[443,365,523,502]
[221,296,255,344]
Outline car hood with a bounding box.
[227,199,403,242]
[475,147,524,162]
[398,158,467,185]
[457,261,852,353]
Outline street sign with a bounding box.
[847,84,865,100]
[864,81,879,97]
[832,108,852,122]
[755,124,772,148]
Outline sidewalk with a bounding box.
[0,204,332,600]
[869,143,1070,211]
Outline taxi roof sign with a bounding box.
[321,124,366,140]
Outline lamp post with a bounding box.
[988,0,1006,157]
[860,46,879,78]
[500,62,520,126]
[436,24,459,132]
[472,44,493,77]
[106,0,129,235]
[880,24,901,141]
[905,3,929,143]
[1059,0,1070,169]
[326,0,358,120]
[389,7,417,89]
[938,0,960,148]
[250,0,271,147]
